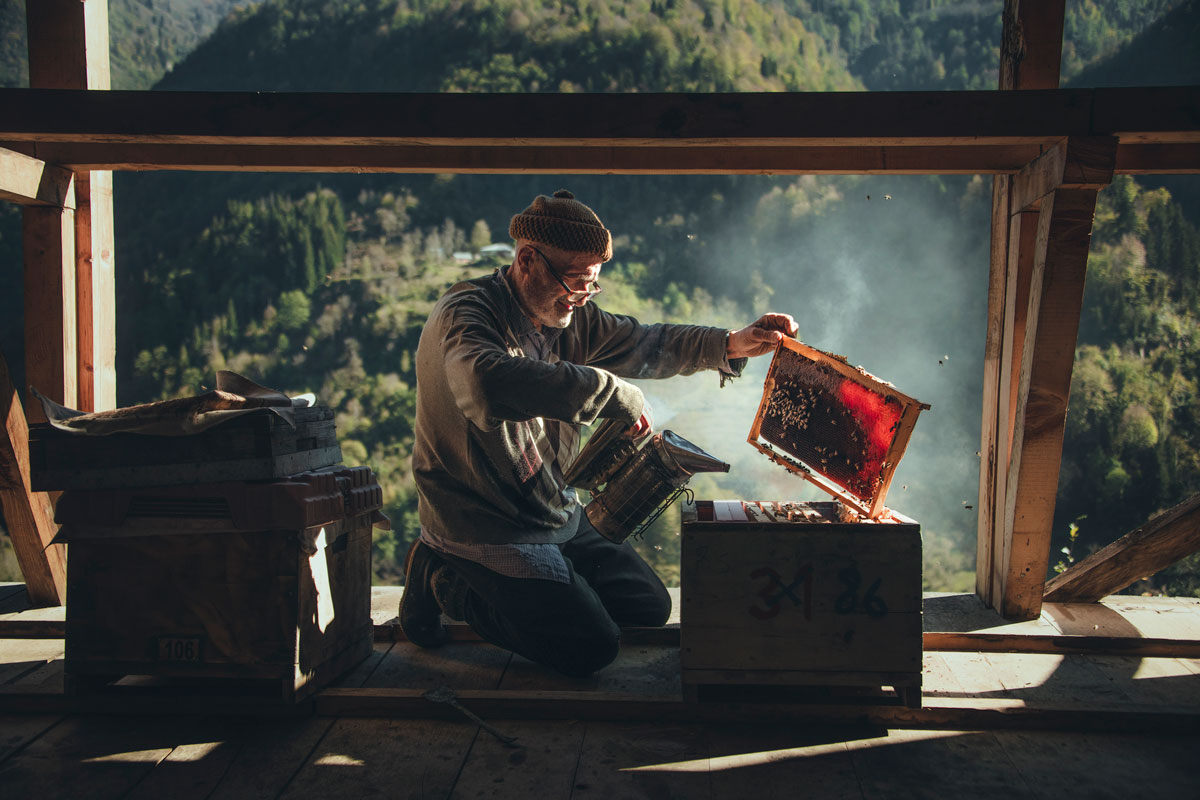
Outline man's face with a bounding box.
[514,245,603,329]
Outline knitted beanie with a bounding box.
[509,190,612,262]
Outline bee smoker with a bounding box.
[564,418,730,543]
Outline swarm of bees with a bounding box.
[760,360,875,498]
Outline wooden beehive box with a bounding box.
[56,469,381,702]
[29,405,341,491]
[681,500,922,706]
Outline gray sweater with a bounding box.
[413,267,735,546]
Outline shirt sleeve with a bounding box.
[571,304,736,380]
[436,297,645,431]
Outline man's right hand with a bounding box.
[629,404,653,438]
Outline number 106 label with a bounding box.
[157,637,202,662]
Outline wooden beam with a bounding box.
[0,87,1197,148]
[26,0,113,414]
[1010,137,1121,212]
[5,141,1195,176]
[1115,143,1200,174]
[0,351,66,606]
[7,615,1198,659]
[0,615,65,639]
[999,138,1117,620]
[16,142,1046,175]
[22,206,77,423]
[0,148,74,207]
[307,688,1200,734]
[925,631,1200,658]
[0,689,1193,733]
[1044,494,1200,603]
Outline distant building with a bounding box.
[452,251,475,264]
[479,243,515,260]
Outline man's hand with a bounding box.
[629,402,653,438]
[727,313,799,359]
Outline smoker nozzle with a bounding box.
[658,430,731,475]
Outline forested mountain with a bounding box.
[782,0,1182,91]
[0,0,252,90]
[158,0,857,92]
[1058,178,1200,594]
[1,0,1196,594]
[1067,0,1200,88]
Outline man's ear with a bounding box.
[513,243,535,271]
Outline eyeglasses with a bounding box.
[530,246,603,305]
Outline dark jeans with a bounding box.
[437,516,672,677]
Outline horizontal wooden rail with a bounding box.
[5,618,1197,658]
[1,87,1197,147]
[11,142,1048,175]
[8,141,1194,176]
[922,632,1200,658]
[2,88,1197,174]
[0,686,1194,733]
[313,689,1200,733]
[1115,143,1200,174]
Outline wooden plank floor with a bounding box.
[1,585,1198,798]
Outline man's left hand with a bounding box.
[727,313,799,359]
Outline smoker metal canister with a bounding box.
[562,418,641,492]
[585,430,728,544]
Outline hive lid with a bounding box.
[747,338,929,519]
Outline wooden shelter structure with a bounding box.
[0,2,1199,794]
[3,0,1197,616]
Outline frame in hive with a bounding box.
[747,338,930,519]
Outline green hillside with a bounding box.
[781,0,1182,91]
[158,0,859,92]
[1069,0,1200,87]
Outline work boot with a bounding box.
[398,539,448,648]
[431,565,470,622]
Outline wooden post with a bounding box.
[26,0,114,413]
[9,0,112,606]
[0,350,66,606]
[75,170,115,412]
[999,0,1066,92]
[22,205,78,422]
[976,172,1011,604]
[976,0,1067,611]
[997,137,1117,619]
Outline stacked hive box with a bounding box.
[29,404,341,490]
[32,407,380,702]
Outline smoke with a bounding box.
[620,174,991,569]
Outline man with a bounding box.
[402,189,796,676]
